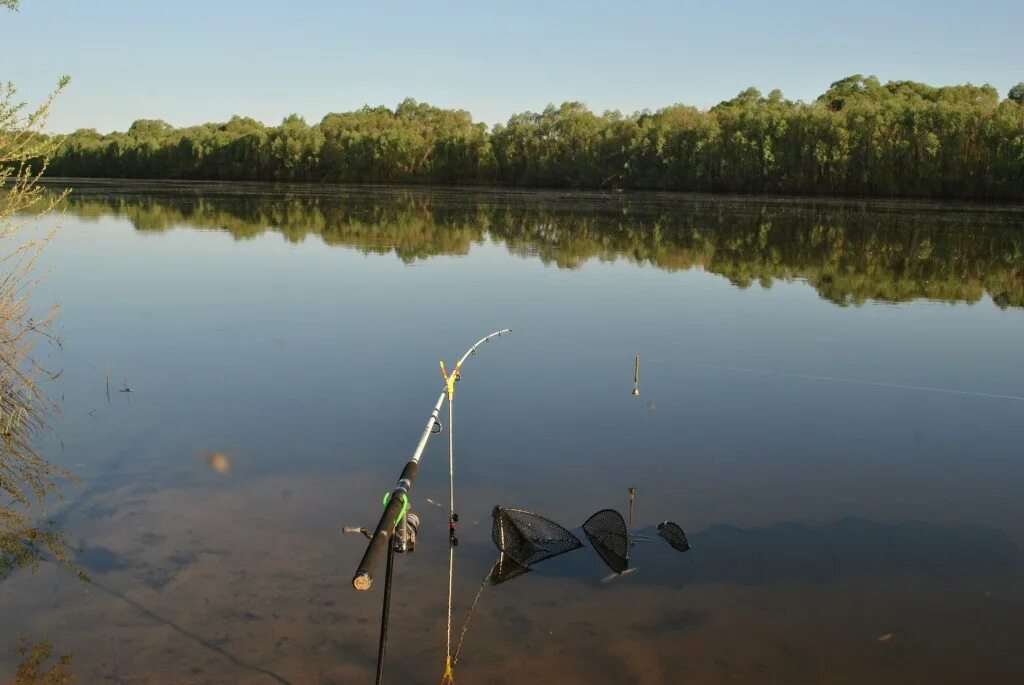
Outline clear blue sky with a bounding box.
[4,0,1022,133]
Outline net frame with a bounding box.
[491,506,583,567]
[582,508,630,574]
[657,521,690,552]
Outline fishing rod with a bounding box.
[346,329,510,684]
[351,328,511,591]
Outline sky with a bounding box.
[3,0,1022,133]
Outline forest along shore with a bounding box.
[44,76,1024,200]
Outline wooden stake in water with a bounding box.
[628,487,637,528]
[627,487,638,555]
[631,356,640,396]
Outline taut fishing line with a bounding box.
[515,330,1024,403]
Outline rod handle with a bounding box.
[352,461,419,591]
[352,495,404,590]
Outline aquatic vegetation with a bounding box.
[11,634,72,685]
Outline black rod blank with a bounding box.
[353,460,418,591]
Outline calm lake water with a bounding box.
[3,180,1024,683]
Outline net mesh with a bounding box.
[489,554,531,585]
[582,509,630,574]
[657,521,690,552]
[491,506,582,567]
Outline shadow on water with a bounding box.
[78,573,294,685]
[515,516,1020,588]
[56,543,295,684]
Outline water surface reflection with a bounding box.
[0,181,1021,683]
[54,180,1024,308]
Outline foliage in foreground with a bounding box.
[48,76,1024,199]
[2,7,82,681]
[1,1,75,581]
[11,635,72,685]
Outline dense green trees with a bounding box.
[1009,83,1024,106]
[46,76,1024,199]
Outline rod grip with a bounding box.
[352,461,419,591]
[352,498,404,591]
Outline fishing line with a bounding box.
[450,559,499,673]
[682,364,1024,402]
[515,330,1024,403]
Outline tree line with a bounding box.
[45,76,1024,200]
[52,183,1024,308]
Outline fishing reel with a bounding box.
[343,511,420,554]
[394,512,420,553]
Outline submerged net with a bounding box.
[491,506,582,567]
[582,509,630,574]
[657,521,690,552]
[489,554,532,586]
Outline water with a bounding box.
[2,180,1023,683]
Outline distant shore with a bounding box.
[43,76,1024,201]
[40,177,1024,213]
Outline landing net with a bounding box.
[657,521,691,552]
[582,508,630,574]
[491,506,582,567]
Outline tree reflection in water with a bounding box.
[54,183,1024,309]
